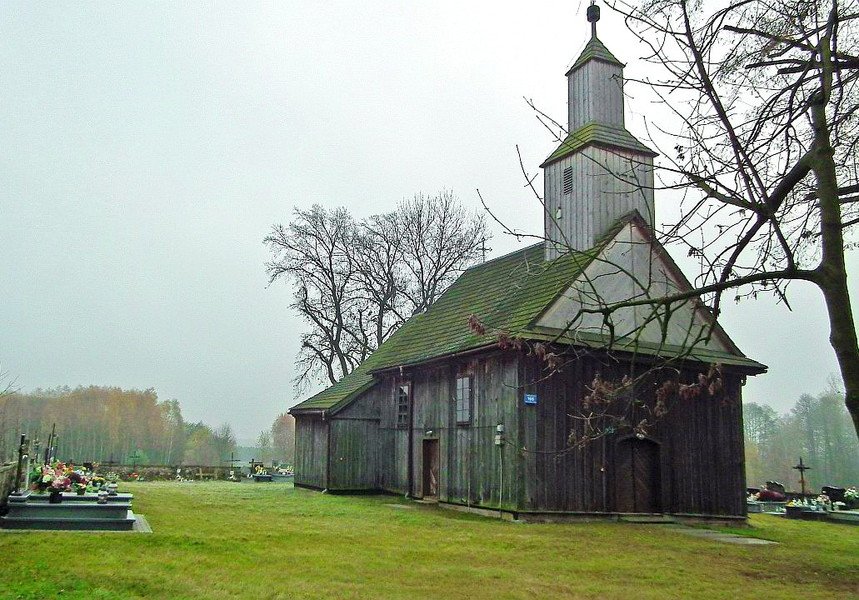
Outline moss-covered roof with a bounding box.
[290,214,765,414]
[541,122,657,167]
[566,36,624,76]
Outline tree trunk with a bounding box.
[812,85,859,438]
[819,279,859,438]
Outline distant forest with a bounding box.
[0,386,294,467]
[744,387,859,491]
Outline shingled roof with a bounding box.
[289,214,765,414]
[541,122,657,167]
[565,36,624,75]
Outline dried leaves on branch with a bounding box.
[265,191,487,390]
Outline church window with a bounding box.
[563,166,573,194]
[455,375,473,425]
[396,382,410,428]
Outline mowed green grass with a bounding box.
[0,482,856,599]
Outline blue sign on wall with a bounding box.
[524,394,538,405]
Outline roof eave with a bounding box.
[541,140,658,169]
[368,342,501,376]
[565,56,625,77]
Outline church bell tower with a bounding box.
[542,2,657,260]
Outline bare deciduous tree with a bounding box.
[398,191,488,313]
[265,191,487,390]
[265,206,362,388]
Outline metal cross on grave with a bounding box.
[793,456,812,497]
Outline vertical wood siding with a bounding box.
[328,419,379,490]
[568,61,624,131]
[366,353,521,508]
[299,350,746,518]
[327,386,381,491]
[403,354,521,509]
[520,353,746,516]
[544,146,654,258]
[294,415,328,489]
[377,376,409,494]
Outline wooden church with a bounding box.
[290,6,766,522]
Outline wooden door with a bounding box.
[422,439,439,498]
[615,438,661,513]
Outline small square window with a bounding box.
[396,382,410,428]
[455,375,472,425]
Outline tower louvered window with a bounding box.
[563,166,573,194]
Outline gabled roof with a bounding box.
[542,122,657,168]
[565,36,624,76]
[290,213,765,414]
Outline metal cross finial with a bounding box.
[587,0,600,39]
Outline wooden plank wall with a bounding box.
[567,59,624,131]
[544,146,654,257]
[327,386,382,491]
[329,419,378,490]
[294,415,328,489]
[520,353,746,516]
[375,376,408,494]
[411,365,447,499]
[398,353,520,510]
[301,348,745,517]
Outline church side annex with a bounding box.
[289,6,766,522]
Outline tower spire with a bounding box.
[541,0,656,259]
[587,0,600,39]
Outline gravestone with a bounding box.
[1,491,137,531]
[822,486,846,503]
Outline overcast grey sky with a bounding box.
[1,2,856,441]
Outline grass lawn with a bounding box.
[0,482,856,599]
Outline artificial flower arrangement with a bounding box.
[30,462,72,493]
[28,462,104,495]
[844,487,859,509]
[786,495,831,511]
[68,470,90,495]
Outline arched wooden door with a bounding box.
[615,437,661,513]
